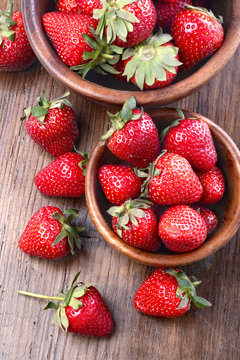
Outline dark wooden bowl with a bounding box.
[22,0,240,107]
[85,109,240,267]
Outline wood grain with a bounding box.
[0,0,240,359]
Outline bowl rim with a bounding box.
[85,108,240,267]
[22,0,240,107]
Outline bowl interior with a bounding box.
[86,109,240,266]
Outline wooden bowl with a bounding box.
[85,109,240,267]
[22,0,240,107]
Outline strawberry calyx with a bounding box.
[93,0,140,44]
[0,2,16,46]
[185,4,223,24]
[74,149,89,176]
[18,272,92,332]
[165,268,212,309]
[51,209,85,255]
[122,29,182,90]
[107,198,153,237]
[23,91,73,123]
[70,26,124,78]
[101,96,142,143]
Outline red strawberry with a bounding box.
[158,205,207,252]
[191,204,218,235]
[18,207,84,259]
[76,0,101,16]
[98,165,143,205]
[0,2,35,71]
[161,109,217,172]
[93,0,156,48]
[35,152,88,198]
[42,12,97,67]
[171,5,224,69]
[138,151,203,205]
[18,272,113,337]
[154,1,192,33]
[122,30,182,90]
[197,166,225,204]
[24,92,79,157]
[134,267,211,317]
[101,96,160,168]
[56,0,81,13]
[108,199,161,252]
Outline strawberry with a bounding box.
[122,30,182,90]
[158,205,207,252]
[197,166,225,204]
[0,2,35,71]
[35,152,88,198]
[98,165,143,205]
[56,0,81,13]
[134,267,211,317]
[137,151,203,205]
[161,109,217,172]
[154,1,192,33]
[93,0,156,48]
[171,5,224,69]
[101,96,160,168]
[193,0,210,7]
[24,92,79,157]
[18,207,84,259]
[18,272,113,337]
[191,205,218,235]
[42,12,97,67]
[76,0,101,16]
[108,199,161,252]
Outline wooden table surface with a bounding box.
[0,1,240,359]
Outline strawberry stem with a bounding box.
[18,290,64,301]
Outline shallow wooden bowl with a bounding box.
[85,108,240,267]
[22,0,240,107]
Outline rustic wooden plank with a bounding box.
[0,0,239,359]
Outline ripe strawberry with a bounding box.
[171,5,224,69]
[138,151,203,205]
[158,205,207,252]
[93,0,156,48]
[0,2,35,71]
[161,109,217,172]
[108,199,161,252]
[42,12,97,67]
[24,91,79,157]
[122,30,182,90]
[197,166,225,204]
[56,0,81,13]
[98,165,143,205]
[101,96,160,168]
[18,272,113,337]
[154,1,192,33]
[18,207,84,259]
[134,267,211,317]
[191,204,218,235]
[76,0,101,16]
[35,152,88,198]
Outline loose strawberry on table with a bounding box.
[101,96,160,168]
[134,267,211,317]
[35,152,88,198]
[18,207,84,260]
[0,2,35,71]
[18,272,113,337]
[24,91,79,157]
[197,166,225,204]
[108,199,161,252]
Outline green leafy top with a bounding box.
[51,209,85,255]
[93,0,140,44]
[122,29,182,90]
[71,26,124,78]
[23,91,73,123]
[185,4,223,24]
[0,2,16,46]
[107,198,153,237]
[165,268,212,310]
[101,96,142,143]
[76,151,89,176]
